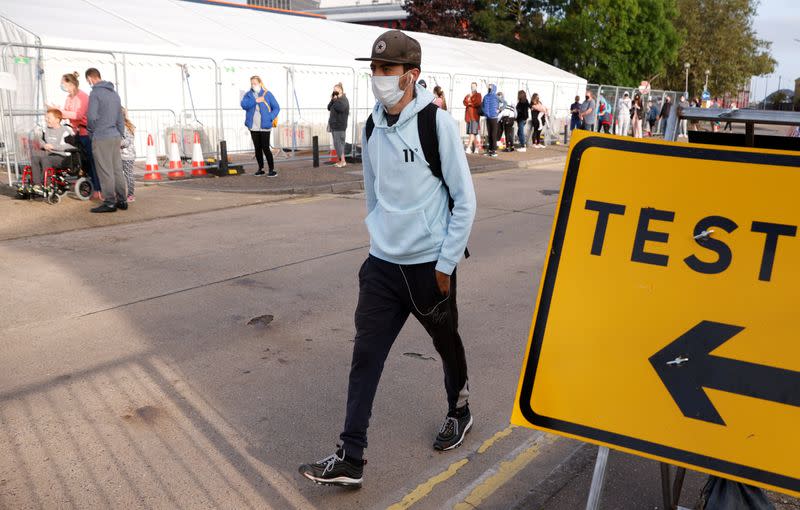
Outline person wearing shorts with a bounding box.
[463,82,482,154]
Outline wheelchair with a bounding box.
[15,142,94,204]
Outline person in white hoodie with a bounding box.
[616,91,632,136]
[300,30,477,489]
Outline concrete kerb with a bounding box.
[137,149,568,196]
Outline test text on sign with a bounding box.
[585,200,797,282]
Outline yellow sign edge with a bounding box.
[510,130,800,499]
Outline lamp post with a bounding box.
[684,62,690,95]
[704,69,710,91]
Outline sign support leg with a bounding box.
[660,462,688,510]
[585,446,610,510]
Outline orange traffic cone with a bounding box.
[144,134,163,182]
[167,132,186,180]
[190,131,207,177]
[328,148,338,163]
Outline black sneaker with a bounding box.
[115,201,128,211]
[254,169,266,176]
[298,448,364,488]
[433,406,473,451]
[267,170,278,177]
[91,204,117,213]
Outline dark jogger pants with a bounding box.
[249,130,274,171]
[340,255,469,460]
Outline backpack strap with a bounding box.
[417,103,470,258]
[366,113,375,141]
[416,103,441,185]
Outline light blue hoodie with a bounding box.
[363,85,477,275]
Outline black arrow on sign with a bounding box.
[649,320,800,425]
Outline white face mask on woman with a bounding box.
[371,71,410,110]
[252,85,262,94]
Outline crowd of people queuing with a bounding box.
[567,89,745,138]
[460,82,550,157]
[27,67,764,212]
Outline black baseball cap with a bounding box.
[355,30,421,68]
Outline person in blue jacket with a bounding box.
[482,84,499,157]
[240,75,280,176]
[299,29,477,489]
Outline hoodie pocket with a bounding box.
[365,204,436,258]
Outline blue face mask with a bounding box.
[60,84,68,93]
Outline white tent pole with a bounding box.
[0,43,19,184]
[349,66,356,157]
[121,53,128,106]
[214,59,222,157]
[37,45,46,117]
[446,72,453,118]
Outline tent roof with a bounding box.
[2,0,584,84]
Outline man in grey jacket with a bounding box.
[86,68,126,213]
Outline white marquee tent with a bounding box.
[0,0,586,175]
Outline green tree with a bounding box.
[470,0,680,86]
[544,0,680,86]
[470,1,566,55]
[403,0,479,39]
[663,0,775,96]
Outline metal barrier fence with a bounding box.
[127,109,177,158]
[586,83,683,137]
[0,38,593,182]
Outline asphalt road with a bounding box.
[0,161,567,509]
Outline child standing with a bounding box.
[120,108,136,202]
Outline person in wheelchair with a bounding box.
[29,109,75,192]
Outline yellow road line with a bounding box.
[453,434,557,510]
[386,458,469,510]
[385,425,519,509]
[477,425,516,454]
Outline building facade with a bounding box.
[247,0,320,11]
[311,0,408,28]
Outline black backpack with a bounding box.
[365,103,470,259]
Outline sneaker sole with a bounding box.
[300,471,362,488]
[434,415,473,451]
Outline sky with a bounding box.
[750,0,800,101]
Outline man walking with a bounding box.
[85,68,126,213]
[463,82,482,154]
[299,30,477,489]
[579,91,596,131]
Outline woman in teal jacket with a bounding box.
[240,75,280,176]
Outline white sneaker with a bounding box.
[465,147,471,154]
[517,147,527,152]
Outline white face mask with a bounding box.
[252,85,261,93]
[372,72,410,109]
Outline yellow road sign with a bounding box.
[511,130,800,497]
